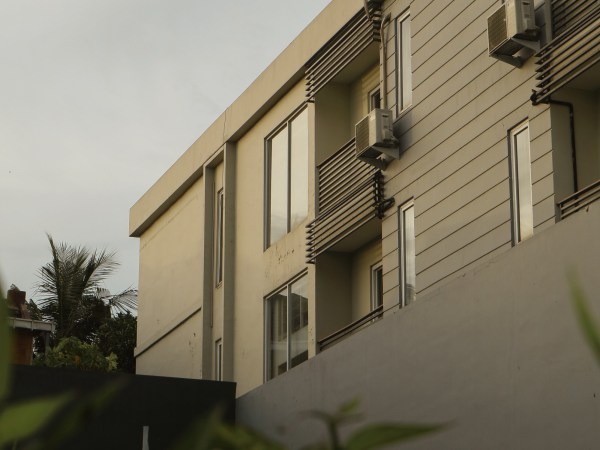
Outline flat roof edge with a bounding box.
[129,0,364,237]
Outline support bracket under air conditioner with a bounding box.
[491,36,540,68]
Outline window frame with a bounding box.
[264,272,309,381]
[395,10,412,116]
[369,86,381,111]
[264,105,309,249]
[508,120,534,244]
[370,263,383,310]
[399,199,416,308]
[215,339,223,381]
[215,188,224,286]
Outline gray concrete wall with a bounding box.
[237,203,600,450]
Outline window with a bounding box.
[266,274,308,380]
[396,11,412,114]
[509,121,533,244]
[266,107,309,247]
[371,263,383,310]
[215,188,224,286]
[399,200,415,307]
[215,339,223,381]
[369,87,381,111]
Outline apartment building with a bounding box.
[130,0,600,447]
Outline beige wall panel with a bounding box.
[412,1,494,70]
[381,248,399,280]
[416,141,507,215]
[417,201,510,273]
[381,210,399,240]
[532,152,553,183]
[350,65,380,131]
[416,160,508,233]
[316,253,352,341]
[315,83,351,165]
[382,284,399,310]
[533,195,556,228]
[530,128,552,163]
[137,179,204,346]
[233,80,309,396]
[534,216,555,234]
[417,222,512,293]
[382,269,399,295]
[381,228,398,262]
[533,174,554,206]
[416,181,509,253]
[351,240,382,320]
[136,313,203,379]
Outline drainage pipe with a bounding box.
[380,14,391,110]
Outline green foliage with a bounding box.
[569,273,600,366]
[97,312,137,373]
[35,337,118,372]
[0,283,11,403]
[173,399,444,450]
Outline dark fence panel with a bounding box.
[8,365,235,450]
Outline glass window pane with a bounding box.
[289,275,308,369]
[290,109,308,230]
[269,127,288,246]
[401,16,412,109]
[515,127,533,241]
[402,204,416,306]
[269,289,288,379]
[215,189,224,285]
[372,265,383,309]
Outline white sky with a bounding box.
[0,0,329,300]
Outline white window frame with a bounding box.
[215,188,224,286]
[264,106,309,248]
[396,11,412,115]
[369,86,381,111]
[370,263,383,310]
[264,272,309,381]
[215,339,223,381]
[399,200,416,307]
[509,120,534,244]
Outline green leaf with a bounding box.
[0,393,72,447]
[569,273,600,366]
[0,283,10,402]
[346,423,446,450]
[169,408,222,450]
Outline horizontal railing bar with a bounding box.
[318,305,384,350]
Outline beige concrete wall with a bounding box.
[349,65,380,133]
[232,79,312,395]
[136,312,203,378]
[315,83,351,165]
[238,202,600,450]
[135,177,204,375]
[351,239,382,320]
[315,252,352,341]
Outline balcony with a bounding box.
[558,179,600,219]
[532,2,600,104]
[306,138,391,263]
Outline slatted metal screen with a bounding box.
[306,139,384,263]
[305,3,382,100]
[532,2,600,104]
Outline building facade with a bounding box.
[130,0,600,447]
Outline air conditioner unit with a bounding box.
[355,109,399,169]
[487,0,539,67]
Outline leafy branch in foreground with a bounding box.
[569,273,600,365]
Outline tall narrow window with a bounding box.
[371,263,383,310]
[266,274,308,380]
[266,107,309,247]
[399,201,416,307]
[396,12,412,114]
[369,87,381,111]
[509,121,533,244]
[215,189,224,286]
[215,339,223,381]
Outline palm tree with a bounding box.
[35,234,137,344]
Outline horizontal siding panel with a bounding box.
[382,248,399,276]
[416,140,507,216]
[412,0,491,71]
[381,210,398,239]
[382,285,399,307]
[416,200,509,272]
[530,127,553,162]
[533,174,555,210]
[533,194,557,228]
[531,153,554,184]
[534,215,555,234]
[383,268,399,291]
[417,221,511,293]
[382,229,399,261]
[415,180,510,254]
[415,160,508,233]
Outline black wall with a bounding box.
[8,365,235,450]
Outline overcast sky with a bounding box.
[0,0,329,300]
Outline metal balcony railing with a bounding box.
[306,138,391,263]
[531,2,600,104]
[558,179,600,219]
[318,305,383,351]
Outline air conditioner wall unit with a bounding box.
[355,109,399,169]
[487,0,539,67]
